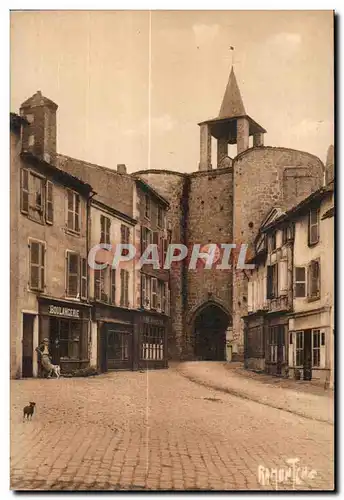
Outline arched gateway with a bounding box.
[192,302,231,361]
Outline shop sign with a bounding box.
[143,315,164,326]
[48,305,80,318]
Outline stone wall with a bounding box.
[232,147,324,357]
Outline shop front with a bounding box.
[137,312,169,370]
[288,307,331,384]
[38,297,91,373]
[94,305,135,372]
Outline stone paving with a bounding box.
[177,362,334,424]
[10,365,335,491]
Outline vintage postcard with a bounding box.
[10,10,334,492]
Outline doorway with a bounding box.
[22,314,35,378]
[194,303,230,361]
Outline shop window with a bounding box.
[45,181,54,224]
[295,331,304,367]
[66,252,80,298]
[141,324,164,360]
[100,215,111,244]
[21,169,44,223]
[312,329,321,367]
[308,208,320,246]
[29,240,45,291]
[308,260,320,299]
[120,269,129,307]
[59,320,82,360]
[66,189,80,234]
[294,267,306,298]
[267,264,278,299]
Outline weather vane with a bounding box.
[229,46,234,67]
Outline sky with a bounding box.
[10,10,334,173]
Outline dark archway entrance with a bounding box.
[194,304,230,361]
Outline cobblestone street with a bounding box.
[11,364,334,491]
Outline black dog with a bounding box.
[23,402,36,421]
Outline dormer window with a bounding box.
[269,232,277,252]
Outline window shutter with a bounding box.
[74,195,80,233]
[120,269,125,306]
[21,169,29,214]
[41,245,45,291]
[248,281,253,311]
[100,215,105,243]
[106,217,111,244]
[267,266,273,299]
[120,224,125,244]
[125,270,129,307]
[279,260,288,295]
[151,278,158,309]
[80,257,87,299]
[45,181,54,224]
[141,274,146,308]
[67,252,79,297]
[111,268,116,304]
[94,269,101,300]
[30,241,40,290]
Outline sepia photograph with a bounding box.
[9,9,335,492]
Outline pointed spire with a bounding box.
[218,67,246,119]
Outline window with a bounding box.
[282,227,288,245]
[151,277,158,310]
[59,320,82,360]
[100,215,111,244]
[308,260,320,299]
[295,331,304,367]
[267,264,278,299]
[66,190,80,233]
[21,169,44,223]
[308,208,320,245]
[121,224,130,256]
[157,206,164,228]
[144,194,151,219]
[29,240,45,291]
[80,257,87,300]
[161,282,168,314]
[270,232,277,252]
[110,268,116,305]
[141,274,151,308]
[141,227,152,253]
[141,324,164,360]
[120,269,129,307]
[269,327,277,363]
[312,330,320,367]
[94,267,108,302]
[45,181,54,224]
[294,267,306,298]
[66,252,80,298]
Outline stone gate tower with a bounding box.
[135,66,324,361]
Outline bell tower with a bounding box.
[198,67,266,171]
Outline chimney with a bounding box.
[20,91,58,165]
[117,164,127,174]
